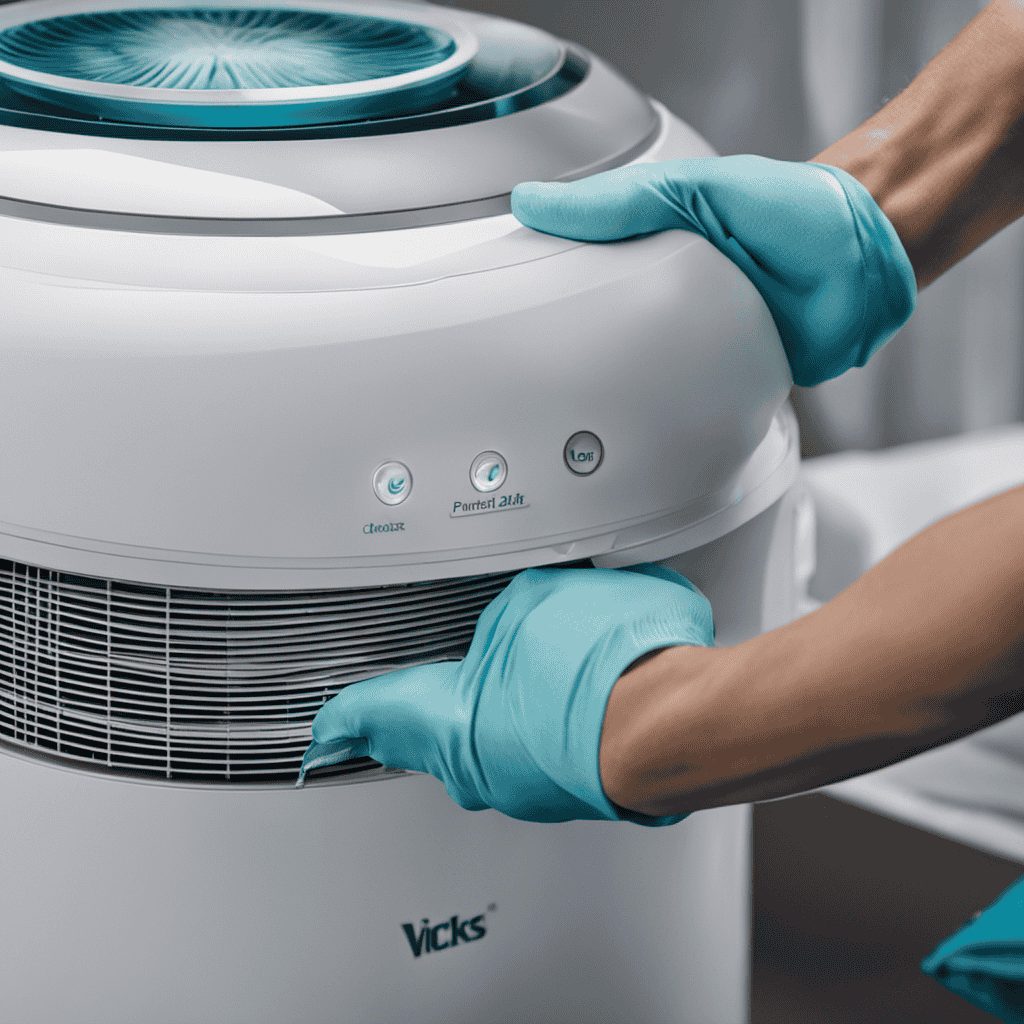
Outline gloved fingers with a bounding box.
[514,156,916,387]
[512,165,693,242]
[620,561,704,597]
[295,735,371,788]
[440,781,491,813]
[310,661,461,773]
[461,566,580,667]
[619,562,715,641]
[534,564,715,640]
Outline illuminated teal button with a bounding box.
[373,462,412,506]
[470,451,507,493]
[564,432,603,475]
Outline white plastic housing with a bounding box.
[0,104,793,588]
[0,758,752,1024]
[0,485,810,1024]
[0,63,803,1024]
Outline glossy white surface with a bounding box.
[0,103,793,589]
[0,747,753,1024]
[0,8,657,219]
[0,147,343,216]
[0,50,799,1023]
[0,482,805,1023]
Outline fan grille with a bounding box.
[0,559,515,784]
[0,8,457,91]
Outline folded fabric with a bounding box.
[921,873,1024,1022]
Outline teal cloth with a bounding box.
[301,564,714,825]
[511,155,917,388]
[922,874,1024,1022]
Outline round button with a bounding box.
[373,462,412,505]
[564,431,603,475]
[470,451,507,493]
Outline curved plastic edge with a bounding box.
[0,112,660,234]
[0,53,663,232]
[0,404,800,590]
[0,733,409,791]
[592,402,800,568]
[0,35,587,142]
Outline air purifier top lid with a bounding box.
[0,1,479,128]
[0,2,659,229]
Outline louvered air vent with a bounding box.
[0,560,516,784]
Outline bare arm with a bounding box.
[597,0,1024,818]
[813,0,1024,288]
[600,483,1024,816]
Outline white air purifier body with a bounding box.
[0,4,805,1022]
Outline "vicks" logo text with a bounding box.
[401,913,487,958]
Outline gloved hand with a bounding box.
[300,564,714,826]
[921,874,1024,1023]
[511,155,917,387]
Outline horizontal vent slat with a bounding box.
[0,557,518,784]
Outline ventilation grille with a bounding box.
[0,560,516,784]
[0,8,457,91]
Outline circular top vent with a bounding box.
[0,3,661,229]
[0,1,478,127]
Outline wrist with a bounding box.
[599,643,727,816]
[812,0,1024,286]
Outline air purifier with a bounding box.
[0,3,806,1021]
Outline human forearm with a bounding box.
[813,0,1024,287]
[601,482,1024,816]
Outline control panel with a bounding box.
[369,432,606,524]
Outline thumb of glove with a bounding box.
[512,167,682,241]
[298,662,462,788]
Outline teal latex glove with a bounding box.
[511,155,917,388]
[921,874,1024,1022]
[301,564,714,826]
